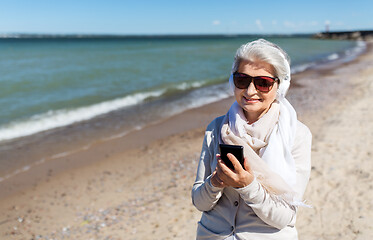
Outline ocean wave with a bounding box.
[103,83,232,142]
[170,83,231,113]
[291,62,317,74]
[0,90,165,142]
[291,40,367,74]
[0,79,221,142]
[343,40,367,61]
[174,81,205,91]
[327,53,339,61]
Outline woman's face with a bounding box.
[234,60,278,124]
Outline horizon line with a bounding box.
[0,32,317,39]
[1,29,371,39]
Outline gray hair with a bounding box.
[230,39,291,98]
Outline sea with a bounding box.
[0,35,366,143]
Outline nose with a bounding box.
[245,81,257,94]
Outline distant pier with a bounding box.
[314,30,373,40]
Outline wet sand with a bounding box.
[0,41,372,239]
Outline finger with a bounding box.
[217,157,231,173]
[217,159,239,188]
[216,154,223,166]
[215,172,224,185]
[216,159,226,175]
[243,157,252,173]
[214,169,228,187]
[227,153,244,172]
[211,171,224,188]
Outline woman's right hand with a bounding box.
[211,153,254,188]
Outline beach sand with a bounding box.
[1,41,373,240]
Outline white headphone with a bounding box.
[276,52,291,99]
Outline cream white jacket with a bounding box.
[192,116,312,240]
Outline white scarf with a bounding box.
[221,97,300,205]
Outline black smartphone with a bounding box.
[219,144,244,170]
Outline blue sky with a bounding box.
[1,0,372,35]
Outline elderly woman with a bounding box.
[191,39,312,240]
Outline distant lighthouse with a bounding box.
[325,20,330,33]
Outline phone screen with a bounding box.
[219,144,244,170]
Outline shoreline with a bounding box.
[0,96,233,199]
[0,40,372,239]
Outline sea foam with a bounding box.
[291,40,366,74]
[0,90,165,142]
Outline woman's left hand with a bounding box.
[216,153,254,188]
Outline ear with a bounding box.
[277,77,290,99]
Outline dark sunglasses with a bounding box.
[233,72,279,92]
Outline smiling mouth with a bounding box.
[243,96,262,102]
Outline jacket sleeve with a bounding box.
[236,122,312,229]
[191,129,224,212]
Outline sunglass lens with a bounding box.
[233,73,250,89]
[254,77,275,92]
